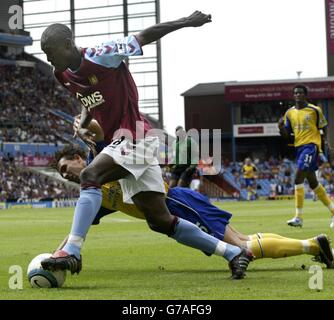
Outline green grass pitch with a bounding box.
[0,199,333,300]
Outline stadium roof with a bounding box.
[224,76,334,86]
[182,77,334,97]
[0,32,33,47]
[181,82,233,97]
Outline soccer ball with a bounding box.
[27,253,66,288]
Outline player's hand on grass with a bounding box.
[185,11,212,27]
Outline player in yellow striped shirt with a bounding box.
[278,84,334,228]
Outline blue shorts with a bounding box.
[166,187,232,241]
[296,144,318,171]
[94,187,232,246]
[244,178,254,188]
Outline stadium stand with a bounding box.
[0,52,84,202]
[0,64,80,144]
[3,49,333,203]
[0,154,79,202]
[216,156,334,200]
[0,52,168,203]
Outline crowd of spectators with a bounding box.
[0,65,80,143]
[3,64,334,202]
[0,153,79,202]
[224,156,334,199]
[0,63,86,202]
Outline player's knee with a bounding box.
[146,217,172,235]
[309,180,319,190]
[146,221,162,233]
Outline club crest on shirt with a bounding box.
[304,115,311,122]
[88,74,98,85]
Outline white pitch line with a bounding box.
[110,218,137,223]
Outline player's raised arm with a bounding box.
[82,11,211,68]
[135,10,212,47]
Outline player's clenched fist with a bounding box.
[184,11,212,27]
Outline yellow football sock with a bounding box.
[313,184,334,215]
[246,237,319,259]
[248,233,289,240]
[295,184,304,218]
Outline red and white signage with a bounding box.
[225,81,334,102]
[23,156,53,167]
[233,123,280,137]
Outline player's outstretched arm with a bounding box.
[135,10,212,47]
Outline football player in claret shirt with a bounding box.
[278,84,334,228]
[39,12,255,278]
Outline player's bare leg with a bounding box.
[223,226,246,248]
[42,154,130,274]
[225,225,250,241]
